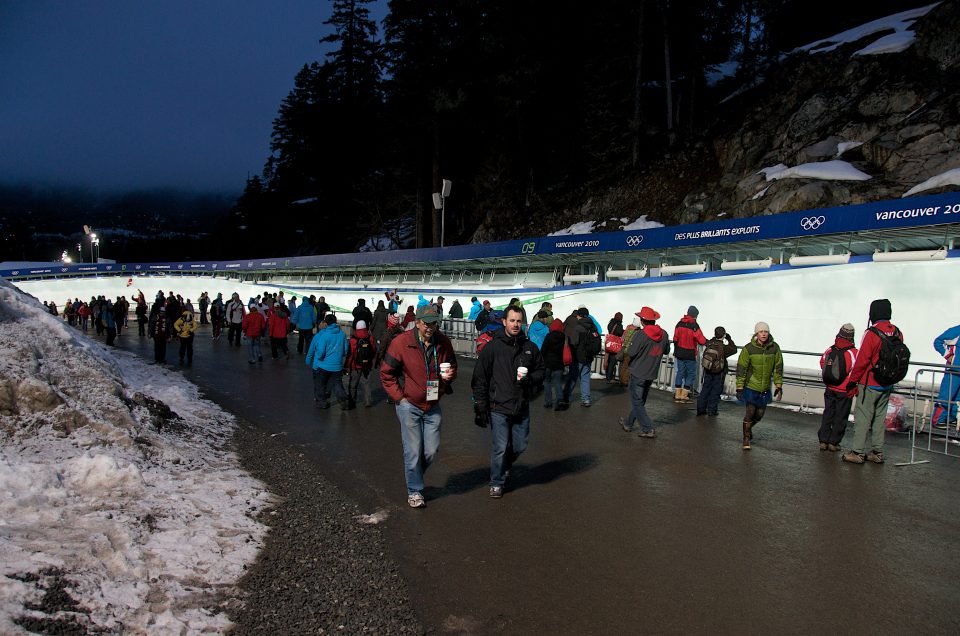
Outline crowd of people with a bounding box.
[47,288,959,507]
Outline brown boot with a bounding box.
[674,388,684,403]
[742,420,752,450]
[680,388,692,403]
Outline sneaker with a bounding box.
[842,451,865,464]
[619,416,633,433]
[827,444,841,452]
[407,492,426,508]
[489,486,503,499]
[696,411,706,416]
[865,451,885,464]
[581,401,591,407]
[543,401,553,409]
[933,422,947,430]
[638,430,656,438]
[819,442,828,451]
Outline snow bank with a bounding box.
[793,3,939,56]
[903,168,960,197]
[0,279,272,634]
[759,160,871,182]
[550,215,664,236]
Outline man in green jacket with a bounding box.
[735,321,784,450]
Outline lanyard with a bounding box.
[416,331,439,379]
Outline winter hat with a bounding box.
[324,314,338,325]
[637,306,660,321]
[714,326,726,339]
[415,305,440,323]
[838,323,855,341]
[355,320,367,330]
[869,298,892,322]
[483,300,491,307]
[577,307,590,318]
[754,321,770,333]
[387,313,400,328]
[687,305,699,318]
[549,318,564,332]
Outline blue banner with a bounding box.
[3,192,958,279]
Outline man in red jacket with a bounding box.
[818,323,858,452]
[380,305,458,508]
[842,299,903,465]
[672,305,706,404]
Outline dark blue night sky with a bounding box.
[0,1,352,194]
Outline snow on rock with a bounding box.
[902,167,960,197]
[836,141,864,157]
[759,160,872,182]
[550,215,664,236]
[548,221,597,236]
[0,279,272,634]
[792,3,939,56]
[622,215,664,231]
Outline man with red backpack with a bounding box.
[842,299,909,465]
[346,320,377,408]
[818,323,858,452]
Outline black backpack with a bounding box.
[475,309,490,332]
[354,335,374,369]
[581,323,602,359]
[701,340,725,374]
[821,345,852,386]
[869,326,910,386]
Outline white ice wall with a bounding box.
[14,257,959,371]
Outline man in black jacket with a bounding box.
[472,306,546,498]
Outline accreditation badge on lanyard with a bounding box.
[419,332,440,401]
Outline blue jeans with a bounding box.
[563,361,592,404]
[675,358,697,389]
[697,372,724,414]
[544,368,563,406]
[312,368,346,407]
[623,377,654,433]
[396,401,442,495]
[490,409,530,487]
[247,335,262,362]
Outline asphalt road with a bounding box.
[112,325,960,634]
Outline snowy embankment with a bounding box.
[0,279,272,633]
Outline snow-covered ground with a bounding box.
[0,280,272,633]
[792,3,939,57]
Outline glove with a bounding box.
[773,386,783,401]
[845,381,858,392]
[474,411,489,428]
[735,389,744,401]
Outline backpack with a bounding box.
[581,324,602,359]
[354,335,374,369]
[821,345,851,386]
[475,309,490,332]
[869,326,911,386]
[701,340,726,374]
[604,334,623,354]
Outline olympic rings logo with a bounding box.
[521,242,537,254]
[801,216,825,231]
[626,235,644,247]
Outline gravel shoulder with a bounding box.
[227,420,422,635]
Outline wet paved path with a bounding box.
[113,327,960,634]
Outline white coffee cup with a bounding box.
[440,362,452,379]
[517,366,528,380]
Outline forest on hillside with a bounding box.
[223,0,930,257]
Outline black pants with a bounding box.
[228,323,242,345]
[154,337,166,363]
[818,389,853,445]
[270,336,289,358]
[697,372,725,415]
[297,329,314,353]
[106,327,116,346]
[179,335,194,364]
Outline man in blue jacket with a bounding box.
[468,297,483,321]
[305,314,350,409]
[932,323,960,428]
[293,297,318,354]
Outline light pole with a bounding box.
[433,179,452,247]
[91,234,99,263]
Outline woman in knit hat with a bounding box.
[734,321,784,450]
[817,323,858,451]
[605,312,625,383]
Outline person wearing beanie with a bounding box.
[696,326,737,417]
[842,299,905,465]
[345,319,377,408]
[605,312,625,383]
[672,305,707,404]
[563,307,602,408]
[352,298,373,330]
[540,318,567,410]
[241,304,267,364]
[931,323,960,429]
[528,310,552,350]
[817,324,859,451]
[619,307,667,438]
[735,322,784,450]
